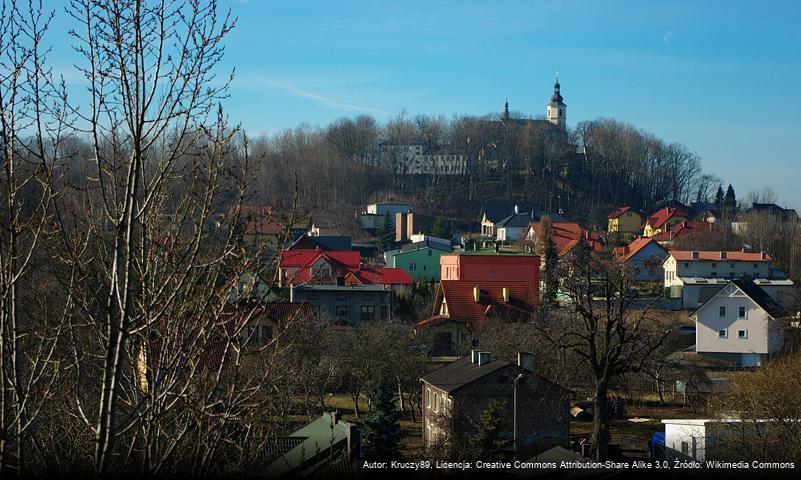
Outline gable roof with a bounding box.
[650,220,721,243]
[615,237,667,262]
[694,279,786,318]
[645,207,689,230]
[279,250,361,269]
[419,280,537,328]
[481,204,536,223]
[608,206,638,219]
[669,250,771,262]
[496,212,534,228]
[421,356,510,392]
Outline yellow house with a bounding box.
[643,207,688,237]
[607,207,642,234]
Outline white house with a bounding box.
[662,418,774,462]
[614,237,668,282]
[692,279,788,367]
[494,210,534,242]
[662,250,786,308]
[361,201,415,230]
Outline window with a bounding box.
[380,305,388,319]
[681,441,689,455]
[738,330,748,339]
[711,271,717,277]
[738,306,746,318]
[360,305,375,322]
[426,388,431,409]
[712,263,717,268]
[362,295,372,301]
[434,392,439,413]
[753,263,758,268]
[337,295,347,301]
[408,262,416,271]
[336,305,348,320]
[719,306,726,317]
[718,329,728,338]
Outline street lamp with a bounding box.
[513,373,524,457]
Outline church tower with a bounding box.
[546,76,566,130]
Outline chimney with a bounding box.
[517,352,534,372]
[502,287,510,303]
[720,251,727,260]
[471,350,480,364]
[761,252,768,260]
[473,286,480,302]
[332,410,342,426]
[478,351,492,366]
[692,251,700,260]
[514,205,519,215]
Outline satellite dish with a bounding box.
[470,338,480,348]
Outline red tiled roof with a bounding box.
[650,220,720,242]
[417,280,537,328]
[345,267,412,286]
[528,221,593,256]
[669,251,772,262]
[608,206,632,219]
[645,207,688,230]
[279,250,360,269]
[615,237,665,261]
[560,231,605,257]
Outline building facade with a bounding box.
[289,285,392,326]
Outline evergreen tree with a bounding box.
[541,219,559,307]
[376,213,395,252]
[431,216,452,239]
[714,185,725,207]
[723,184,737,213]
[362,377,405,460]
[470,400,511,460]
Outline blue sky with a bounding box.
[47,0,801,209]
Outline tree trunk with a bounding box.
[591,379,611,461]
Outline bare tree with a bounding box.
[537,236,670,460]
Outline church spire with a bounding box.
[547,74,566,130]
[502,97,510,121]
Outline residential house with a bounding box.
[384,240,453,281]
[240,204,307,251]
[643,207,689,237]
[360,201,415,231]
[343,267,412,294]
[662,418,782,462]
[416,253,539,354]
[479,204,536,238]
[650,220,722,247]
[495,210,535,242]
[265,412,360,478]
[613,237,668,281]
[421,352,570,457]
[278,250,361,287]
[691,279,788,367]
[290,285,392,325]
[607,207,642,234]
[526,220,604,260]
[662,250,790,308]
[395,211,436,242]
[732,202,800,234]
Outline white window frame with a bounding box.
[719,306,726,318]
[718,329,728,339]
[738,329,748,339]
[426,388,431,409]
[433,392,439,413]
[738,306,747,319]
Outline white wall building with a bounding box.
[662,418,773,462]
[692,280,788,367]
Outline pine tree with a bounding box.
[714,185,725,207]
[376,213,395,252]
[362,377,405,460]
[470,400,511,460]
[723,184,737,213]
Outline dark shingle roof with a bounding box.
[496,212,534,228]
[481,204,537,223]
[290,235,352,251]
[732,279,787,318]
[421,356,511,392]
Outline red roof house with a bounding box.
[643,208,689,237]
[278,249,361,286]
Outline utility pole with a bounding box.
[513,373,524,457]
